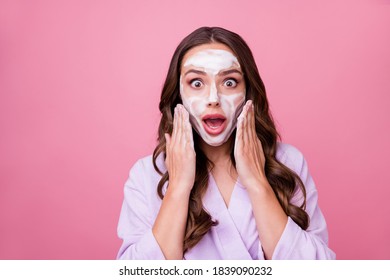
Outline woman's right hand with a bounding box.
[164,104,196,193]
[152,104,195,259]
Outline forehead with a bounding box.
[181,43,239,71]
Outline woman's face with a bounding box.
[180,43,246,146]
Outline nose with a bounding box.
[207,99,220,107]
[207,83,220,107]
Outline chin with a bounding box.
[202,136,229,147]
[206,141,225,147]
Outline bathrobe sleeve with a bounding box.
[271,144,336,260]
[116,159,165,260]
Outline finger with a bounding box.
[172,106,178,145]
[164,133,171,169]
[182,107,194,149]
[235,113,243,156]
[236,102,249,154]
[177,105,184,147]
[247,100,254,140]
[243,103,249,147]
[239,104,247,144]
[249,101,258,148]
[249,103,262,164]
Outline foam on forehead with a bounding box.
[183,49,240,76]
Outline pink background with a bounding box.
[1,0,389,259]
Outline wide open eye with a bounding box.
[190,79,204,88]
[224,79,237,88]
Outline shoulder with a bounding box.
[125,153,166,194]
[275,142,306,177]
[129,153,166,177]
[276,142,305,164]
[275,142,318,195]
[123,154,166,217]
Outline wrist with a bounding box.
[166,181,193,198]
[245,177,273,196]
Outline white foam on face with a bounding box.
[180,49,245,146]
[183,49,240,76]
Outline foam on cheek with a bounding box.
[180,76,205,133]
[220,92,246,128]
[183,97,207,135]
[180,76,202,115]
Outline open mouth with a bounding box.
[202,114,227,135]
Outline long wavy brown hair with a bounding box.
[152,26,309,253]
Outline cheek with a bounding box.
[233,93,246,107]
[190,99,208,118]
[181,95,206,118]
[221,93,246,117]
[180,84,208,118]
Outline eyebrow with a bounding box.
[218,69,243,76]
[184,69,207,76]
[184,68,243,76]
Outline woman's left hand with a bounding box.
[234,100,268,190]
[234,100,288,260]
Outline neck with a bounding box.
[200,136,233,166]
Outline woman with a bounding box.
[117,26,336,260]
